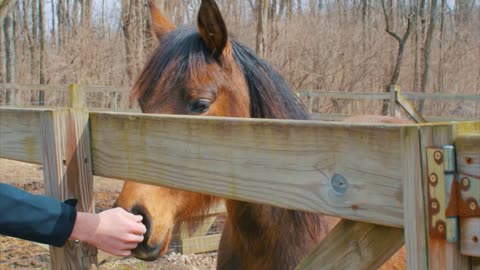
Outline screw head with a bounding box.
[431,201,439,210]
[429,173,438,185]
[438,224,445,233]
[433,150,443,164]
[470,201,478,211]
[462,177,470,187]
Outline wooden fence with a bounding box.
[1,83,480,121]
[0,84,479,269]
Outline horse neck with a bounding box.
[225,199,325,268]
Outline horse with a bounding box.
[114,0,404,269]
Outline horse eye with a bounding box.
[189,99,211,113]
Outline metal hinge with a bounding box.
[426,146,480,242]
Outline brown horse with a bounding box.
[115,0,338,269]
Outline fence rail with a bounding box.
[1,83,479,122]
[0,84,479,270]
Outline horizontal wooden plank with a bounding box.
[297,91,390,100]
[181,234,222,254]
[90,112,407,227]
[297,90,480,101]
[79,85,131,93]
[295,220,404,270]
[311,113,478,122]
[402,92,480,100]
[0,108,46,164]
[0,83,69,92]
[460,218,480,257]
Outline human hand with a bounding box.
[70,208,147,256]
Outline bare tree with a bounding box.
[381,0,413,114]
[418,0,439,113]
[0,0,16,21]
[256,0,270,57]
[39,0,46,86]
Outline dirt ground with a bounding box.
[0,159,405,269]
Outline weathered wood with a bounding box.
[460,218,480,257]
[311,113,478,122]
[297,91,390,100]
[419,123,472,270]
[69,84,85,108]
[455,124,480,259]
[403,92,480,100]
[41,107,97,270]
[181,234,222,255]
[473,257,480,270]
[295,219,404,270]
[0,83,70,92]
[396,90,427,123]
[455,133,480,177]
[90,112,405,227]
[0,108,44,164]
[402,126,429,270]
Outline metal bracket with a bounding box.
[426,146,480,242]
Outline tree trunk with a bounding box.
[51,0,56,47]
[418,0,438,113]
[380,0,413,115]
[39,0,46,90]
[256,0,270,58]
[0,0,16,21]
[32,0,39,83]
[57,0,65,46]
[4,12,15,83]
[122,0,136,84]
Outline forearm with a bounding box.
[0,183,77,247]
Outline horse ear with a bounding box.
[148,0,175,40]
[197,0,228,58]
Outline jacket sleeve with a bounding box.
[0,183,77,247]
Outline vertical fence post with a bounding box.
[389,85,397,117]
[41,83,98,269]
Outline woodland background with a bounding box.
[0,0,479,115]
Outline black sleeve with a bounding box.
[0,183,77,247]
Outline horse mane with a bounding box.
[132,26,309,122]
[229,39,309,120]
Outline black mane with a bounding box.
[134,26,309,120]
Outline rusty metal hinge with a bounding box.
[426,146,480,242]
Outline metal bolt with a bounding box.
[469,201,478,211]
[429,173,438,185]
[434,151,443,163]
[438,224,445,233]
[431,201,439,210]
[462,177,470,188]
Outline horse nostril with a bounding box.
[131,205,152,241]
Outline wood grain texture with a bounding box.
[455,134,480,177]
[402,126,429,270]
[455,123,480,262]
[90,112,406,227]
[181,234,222,255]
[0,108,45,164]
[41,109,97,270]
[460,218,480,257]
[473,257,480,270]
[419,124,471,270]
[295,219,404,270]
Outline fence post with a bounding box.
[41,84,97,269]
[69,84,85,108]
[389,85,397,117]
